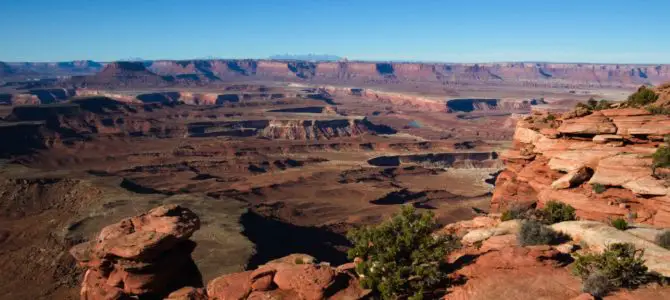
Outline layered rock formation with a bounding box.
[71,61,176,87]
[188,118,395,140]
[71,206,369,300]
[69,205,202,299]
[2,60,102,78]
[144,60,670,89]
[445,98,543,113]
[367,152,501,169]
[492,106,670,227]
[5,59,668,89]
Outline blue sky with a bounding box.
[1,0,669,63]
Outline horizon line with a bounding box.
[3,57,670,66]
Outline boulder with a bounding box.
[479,234,518,252]
[205,255,367,300]
[442,216,498,236]
[461,220,521,245]
[558,112,617,135]
[165,287,207,300]
[551,167,593,189]
[273,264,336,300]
[207,271,253,300]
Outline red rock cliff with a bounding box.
[491,105,670,227]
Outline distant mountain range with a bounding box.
[268,54,342,61]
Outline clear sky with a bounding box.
[1,0,669,63]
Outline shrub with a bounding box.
[517,220,564,246]
[572,243,649,290]
[546,114,556,121]
[587,98,598,108]
[501,204,529,221]
[626,86,659,107]
[294,257,305,264]
[592,183,607,194]
[657,231,670,249]
[646,106,670,115]
[652,146,670,169]
[542,201,576,224]
[347,205,460,299]
[611,218,628,230]
[579,98,611,111]
[582,272,611,297]
[594,99,611,111]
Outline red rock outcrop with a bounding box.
[442,217,670,299]
[70,205,369,300]
[445,244,583,300]
[492,107,670,227]
[70,204,202,299]
[207,253,369,300]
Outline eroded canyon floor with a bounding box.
[0,80,614,299]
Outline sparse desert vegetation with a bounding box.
[572,243,650,296]
[347,205,460,300]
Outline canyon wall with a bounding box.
[492,107,670,227]
[4,59,670,89]
[142,60,670,88]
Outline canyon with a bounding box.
[1,59,670,300]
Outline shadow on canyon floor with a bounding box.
[240,210,351,269]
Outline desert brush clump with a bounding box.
[541,201,576,224]
[517,219,566,246]
[652,146,670,170]
[582,272,611,298]
[576,98,612,111]
[501,204,530,221]
[657,230,670,250]
[646,105,670,115]
[592,183,607,194]
[610,218,628,231]
[626,86,659,107]
[347,205,460,300]
[572,243,649,296]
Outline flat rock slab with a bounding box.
[551,221,670,277]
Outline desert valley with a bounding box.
[1,58,670,300]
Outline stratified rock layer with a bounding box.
[492,108,670,227]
